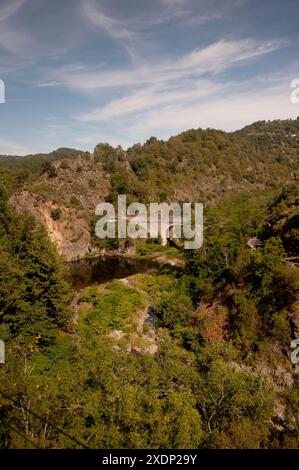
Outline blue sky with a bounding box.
[0,0,299,155]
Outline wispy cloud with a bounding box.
[0,0,74,74]
[0,0,26,22]
[0,138,29,155]
[0,0,297,155]
[159,0,190,17]
[80,0,191,35]
[40,38,284,93]
[160,0,187,6]
[127,85,297,138]
[78,0,204,62]
[176,38,285,72]
[0,0,29,54]
[63,37,285,127]
[77,81,221,122]
[79,0,144,61]
[81,0,133,40]
[0,27,31,55]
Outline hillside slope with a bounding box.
[1,119,298,259]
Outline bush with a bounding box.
[155,290,193,329]
[79,281,145,334]
[69,196,81,208]
[41,161,58,178]
[51,208,62,221]
[60,160,69,170]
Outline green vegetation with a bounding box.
[0,119,298,449]
[51,207,62,221]
[79,281,146,334]
[0,187,71,344]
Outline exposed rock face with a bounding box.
[10,191,96,260]
[9,154,110,260]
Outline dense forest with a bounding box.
[0,119,298,448]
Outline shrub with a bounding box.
[51,208,62,221]
[80,281,145,334]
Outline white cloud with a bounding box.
[78,0,238,63]
[0,0,30,54]
[160,0,189,16]
[81,0,132,40]
[177,39,285,72]
[75,74,299,149]
[80,0,190,36]
[77,80,221,122]
[0,138,29,155]
[0,27,31,55]
[128,86,298,138]
[0,0,72,72]
[65,37,286,127]
[160,0,187,6]
[0,0,26,22]
[41,38,284,93]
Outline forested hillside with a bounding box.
[0,119,298,448]
[1,119,298,260]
